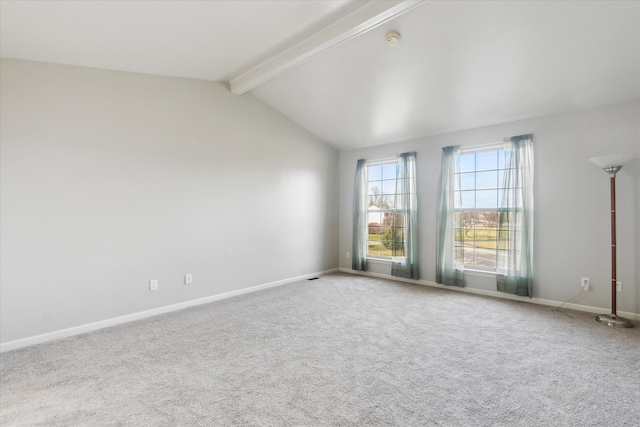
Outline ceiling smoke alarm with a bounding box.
[386,31,401,46]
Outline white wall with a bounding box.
[339,101,640,315]
[0,59,339,344]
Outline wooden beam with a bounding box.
[229,0,424,95]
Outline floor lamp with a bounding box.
[590,153,638,328]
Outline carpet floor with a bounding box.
[1,273,639,426]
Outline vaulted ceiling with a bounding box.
[2,1,638,150]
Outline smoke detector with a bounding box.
[386,31,401,46]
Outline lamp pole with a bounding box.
[592,160,634,328]
[607,168,618,317]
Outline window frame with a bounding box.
[453,143,511,273]
[364,158,409,260]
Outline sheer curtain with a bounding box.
[352,159,367,271]
[436,146,465,287]
[391,152,419,280]
[496,135,534,297]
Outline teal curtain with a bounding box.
[436,146,465,287]
[352,159,367,271]
[391,152,419,280]
[496,135,534,297]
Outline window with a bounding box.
[365,159,414,259]
[437,135,532,295]
[353,152,419,279]
[454,148,511,271]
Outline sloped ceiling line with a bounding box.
[228,0,424,95]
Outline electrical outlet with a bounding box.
[616,280,622,292]
[149,279,158,291]
[346,252,351,259]
[581,277,589,290]
[185,274,193,285]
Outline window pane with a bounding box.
[456,191,475,209]
[368,182,381,196]
[498,230,510,250]
[368,183,391,208]
[480,211,498,228]
[367,211,382,231]
[462,245,475,266]
[368,165,381,181]
[499,189,522,208]
[461,210,473,236]
[453,211,464,229]
[474,211,488,228]
[476,170,498,189]
[382,163,396,180]
[367,239,382,257]
[498,211,511,229]
[474,247,496,268]
[389,225,405,257]
[457,154,475,173]
[498,170,506,187]
[366,158,414,260]
[476,151,498,171]
[476,190,498,209]
[368,201,385,257]
[498,189,506,208]
[457,173,475,191]
[381,213,393,229]
[452,148,515,271]
[381,179,396,195]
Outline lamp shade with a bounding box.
[590,153,638,169]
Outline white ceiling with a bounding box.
[2,1,639,151]
[0,0,360,81]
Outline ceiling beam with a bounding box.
[228,0,424,95]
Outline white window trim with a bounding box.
[365,157,408,261]
[458,141,504,154]
[366,257,392,264]
[454,143,509,272]
[464,268,497,278]
[366,157,397,166]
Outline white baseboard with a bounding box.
[339,268,640,321]
[0,268,339,353]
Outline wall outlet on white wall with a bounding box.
[149,279,158,291]
[346,252,351,259]
[185,274,193,285]
[581,277,589,290]
[616,281,622,292]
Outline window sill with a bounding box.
[366,257,392,265]
[464,269,497,278]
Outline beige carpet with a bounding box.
[1,273,639,426]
